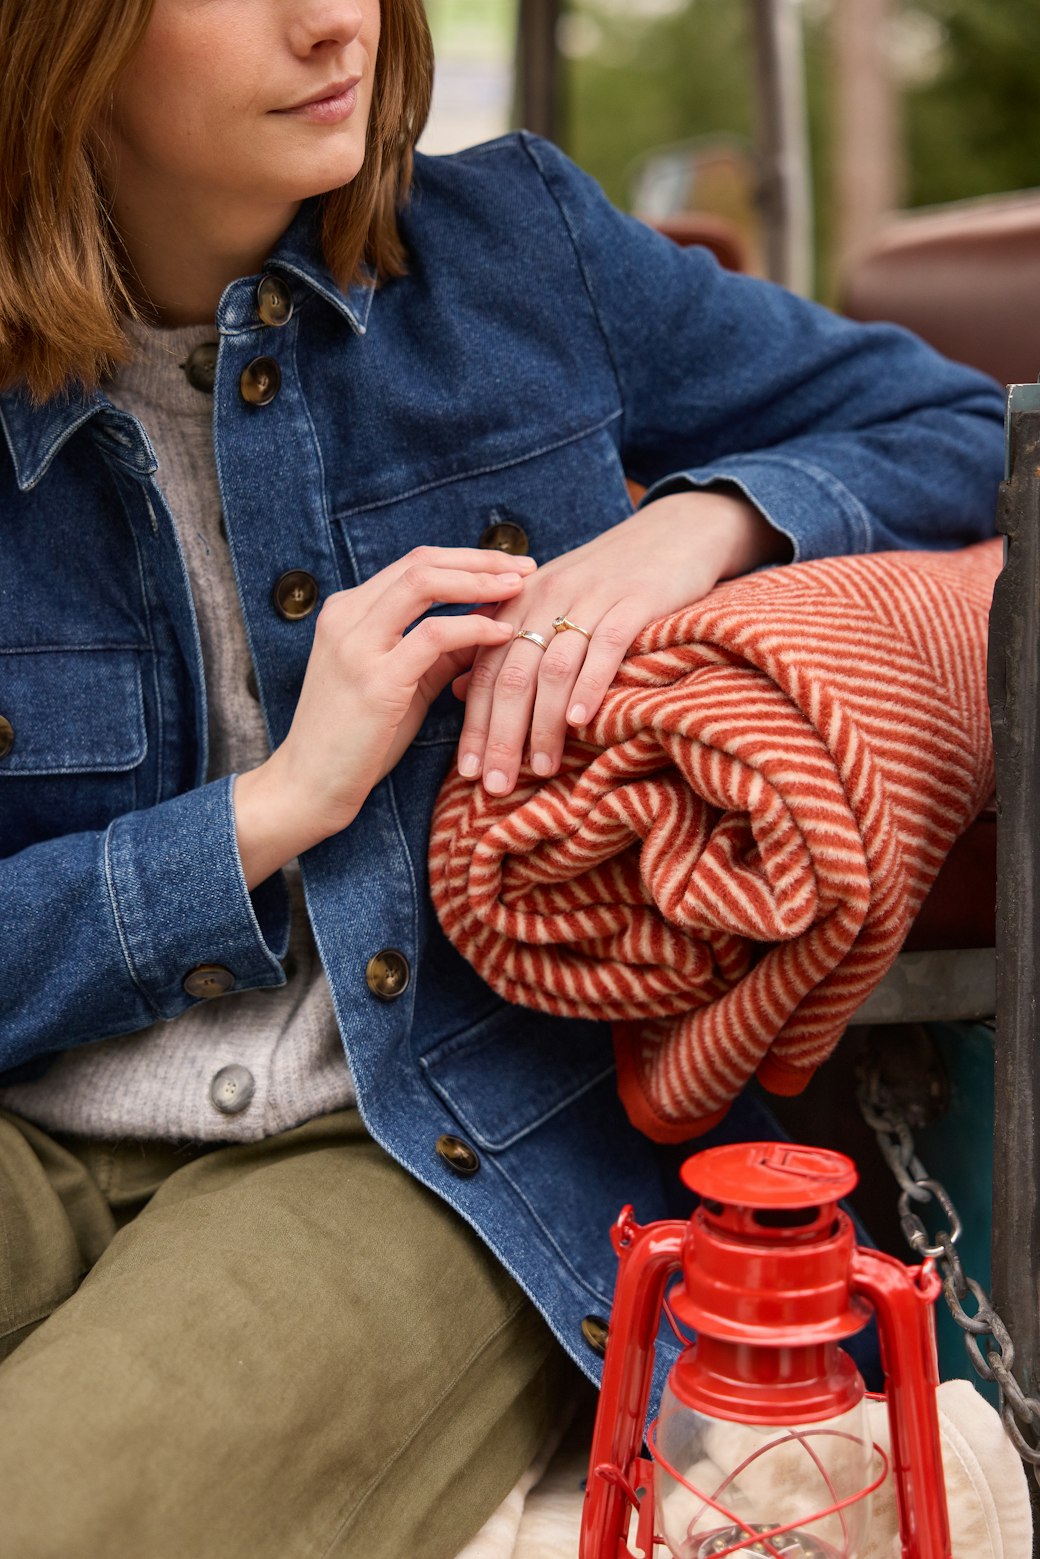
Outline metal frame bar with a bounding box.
[516,0,562,144]
[989,385,1040,1548]
[747,0,814,294]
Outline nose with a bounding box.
[286,1,366,58]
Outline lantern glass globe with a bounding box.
[653,1385,874,1558]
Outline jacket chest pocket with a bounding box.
[0,647,148,856]
[336,422,632,746]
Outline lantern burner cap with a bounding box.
[681,1143,858,1210]
[694,1524,837,1557]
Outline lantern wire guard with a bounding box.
[645,1416,890,1558]
[644,1290,889,1558]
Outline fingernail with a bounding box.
[485,769,510,794]
[516,555,538,569]
[499,572,521,586]
[531,752,553,776]
[567,703,587,725]
[459,753,480,778]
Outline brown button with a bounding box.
[365,948,411,1001]
[183,964,235,999]
[435,1135,480,1176]
[239,356,281,406]
[182,341,219,394]
[478,520,529,556]
[273,570,319,621]
[0,716,12,759]
[256,274,294,327]
[581,1315,610,1356]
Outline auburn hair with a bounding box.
[0,0,433,403]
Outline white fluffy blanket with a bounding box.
[456,1381,1032,1559]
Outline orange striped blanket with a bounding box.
[429,541,1000,1142]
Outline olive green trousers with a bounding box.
[0,1106,574,1559]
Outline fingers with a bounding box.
[459,629,551,792]
[377,561,535,643]
[559,609,636,730]
[336,546,537,642]
[457,603,644,795]
[526,626,597,774]
[390,612,514,691]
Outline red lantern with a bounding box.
[579,1142,950,1559]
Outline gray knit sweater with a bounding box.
[0,321,355,1140]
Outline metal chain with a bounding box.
[857,1084,1040,1486]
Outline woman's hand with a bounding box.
[454,490,791,796]
[233,546,536,887]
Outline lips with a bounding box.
[279,77,360,112]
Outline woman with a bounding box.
[0,1,1004,1555]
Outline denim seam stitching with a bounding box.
[111,467,166,807]
[102,820,163,1017]
[0,642,148,655]
[421,1058,617,1152]
[692,452,873,551]
[293,322,344,591]
[221,777,287,977]
[490,1156,616,1310]
[519,133,627,439]
[331,409,622,518]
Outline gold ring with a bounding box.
[514,629,550,651]
[551,615,593,641]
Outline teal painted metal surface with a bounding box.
[918,1021,997,1405]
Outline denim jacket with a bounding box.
[0,134,1004,1395]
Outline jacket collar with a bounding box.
[0,199,375,493]
[263,198,377,337]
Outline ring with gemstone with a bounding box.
[514,629,551,651]
[551,615,593,641]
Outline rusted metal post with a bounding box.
[989,383,1040,1547]
[830,0,904,270]
[516,0,563,144]
[747,0,813,294]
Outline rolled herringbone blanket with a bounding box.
[429,541,1000,1141]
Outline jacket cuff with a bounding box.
[640,454,876,564]
[103,775,290,1017]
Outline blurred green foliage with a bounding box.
[560,0,1040,295]
[905,0,1040,205]
[565,0,755,211]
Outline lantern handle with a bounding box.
[851,1247,951,1559]
[580,1210,687,1559]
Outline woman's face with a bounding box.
[104,0,381,214]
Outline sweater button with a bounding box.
[273,569,319,621]
[182,341,219,394]
[365,949,411,1000]
[435,1135,480,1176]
[183,964,235,999]
[239,356,281,406]
[0,716,13,759]
[581,1315,610,1356]
[210,1064,256,1115]
[256,275,294,327]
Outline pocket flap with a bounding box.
[420,1004,615,1151]
[0,646,147,774]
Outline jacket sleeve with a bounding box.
[522,134,1006,561]
[0,775,290,1072]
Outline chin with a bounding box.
[293,150,369,202]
